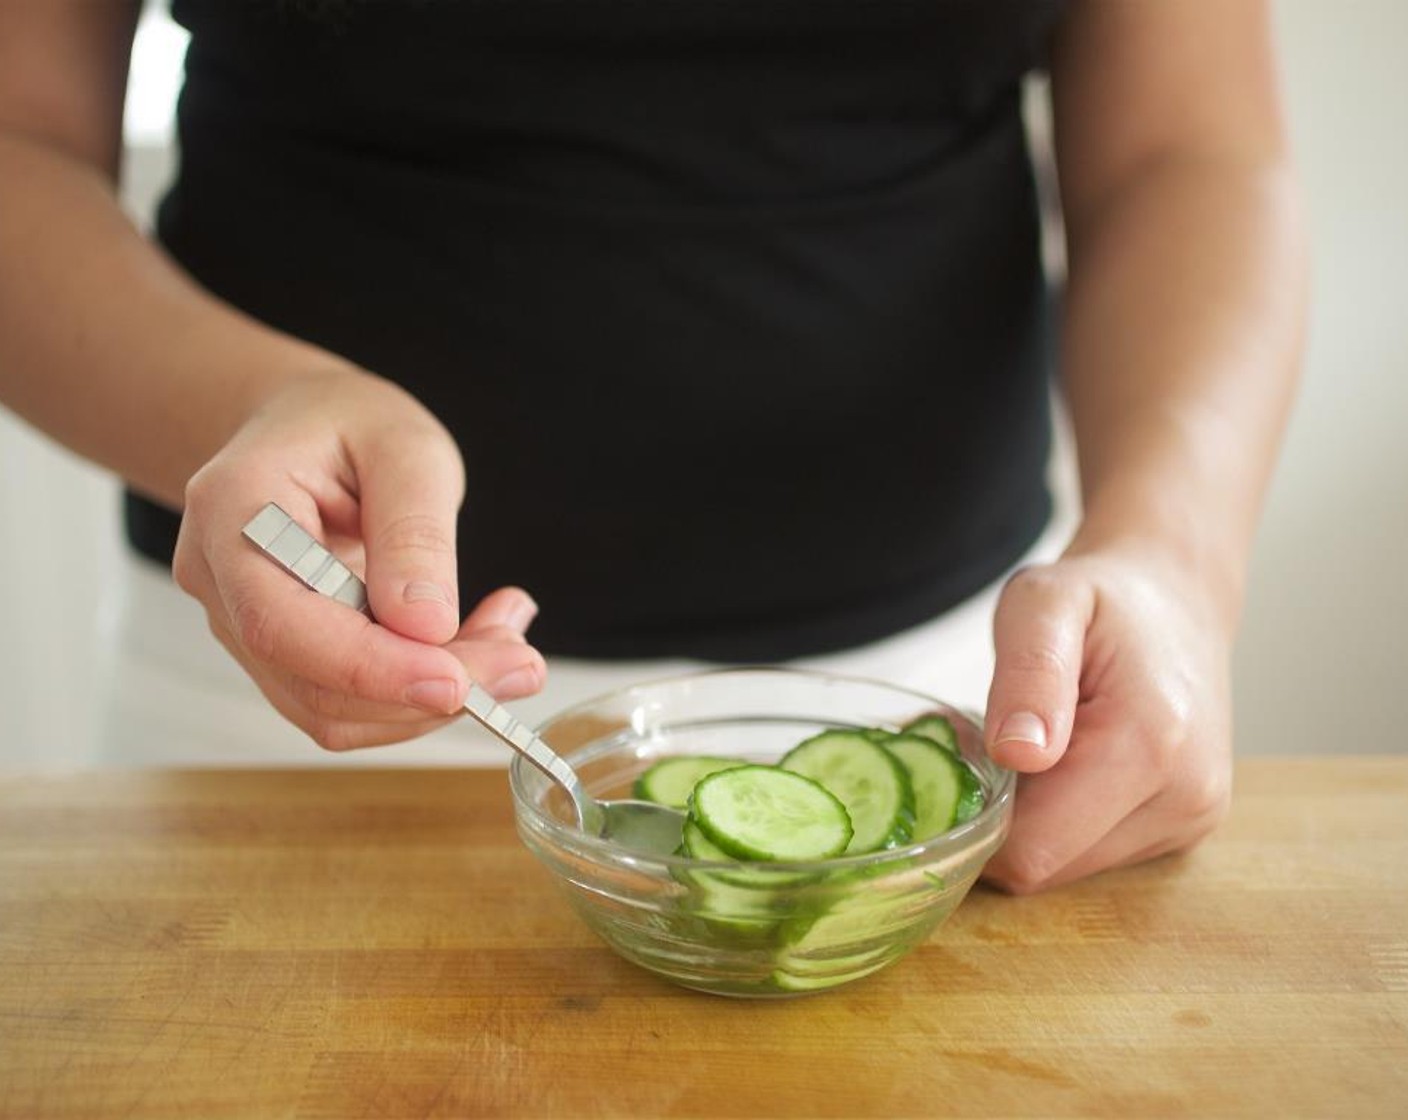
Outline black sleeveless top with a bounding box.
[127,0,1064,661]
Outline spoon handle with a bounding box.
[240,503,594,823]
[240,502,368,613]
[460,681,589,809]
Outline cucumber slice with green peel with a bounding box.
[953,765,985,825]
[681,818,734,863]
[860,727,896,745]
[883,733,982,840]
[897,717,985,826]
[669,840,775,939]
[900,714,959,754]
[772,891,916,991]
[690,888,782,943]
[678,866,785,944]
[689,765,853,862]
[771,954,893,993]
[681,821,817,888]
[633,755,745,810]
[780,730,915,853]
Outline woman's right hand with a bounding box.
[0,0,549,751]
[172,366,546,751]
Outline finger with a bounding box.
[1023,826,1178,893]
[444,634,548,701]
[264,682,463,751]
[457,586,539,640]
[356,417,466,645]
[981,701,1161,893]
[213,542,472,716]
[313,718,461,751]
[457,624,527,647]
[208,622,463,749]
[1030,767,1230,891]
[1007,803,1207,893]
[985,566,1093,773]
[276,659,470,724]
[261,676,463,750]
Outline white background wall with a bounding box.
[1,2,1404,766]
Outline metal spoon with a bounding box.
[240,503,687,855]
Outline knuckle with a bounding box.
[987,847,1060,896]
[320,724,360,753]
[171,547,199,595]
[1180,765,1233,826]
[300,710,358,753]
[1003,563,1067,602]
[181,463,217,509]
[1136,692,1198,774]
[989,867,1047,897]
[339,636,387,701]
[995,565,1082,680]
[287,675,346,720]
[1169,810,1225,859]
[1141,724,1182,774]
[171,512,215,600]
[231,596,279,664]
[375,512,455,561]
[304,716,344,752]
[1005,643,1073,679]
[463,623,528,646]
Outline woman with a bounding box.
[0,0,1305,892]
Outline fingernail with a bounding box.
[503,593,539,633]
[404,581,455,609]
[994,711,1048,753]
[404,678,465,715]
[488,663,543,699]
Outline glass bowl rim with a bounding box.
[508,664,1016,874]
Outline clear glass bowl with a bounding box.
[509,667,1014,997]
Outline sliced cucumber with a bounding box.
[901,714,959,754]
[681,820,817,888]
[681,818,737,863]
[955,774,984,824]
[634,755,744,810]
[772,890,914,992]
[771,954,893,993]
[883,733,981,840]
[780,730,914,853]
[688,881,782,944]
[676,848,786,944]
[689,765,853,862]
[896,716,984,826]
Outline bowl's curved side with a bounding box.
[509,668,1014,997]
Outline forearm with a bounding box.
[0,131,356,508]
[1058,157,1307,627]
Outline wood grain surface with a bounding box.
[1,759,1405,1119]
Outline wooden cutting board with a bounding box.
[1,758,1405,1118]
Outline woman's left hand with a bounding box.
[978,0,1304,892]
[978,545,1236,893]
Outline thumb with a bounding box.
[357,416,466,645]
[984,566,1091,773]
